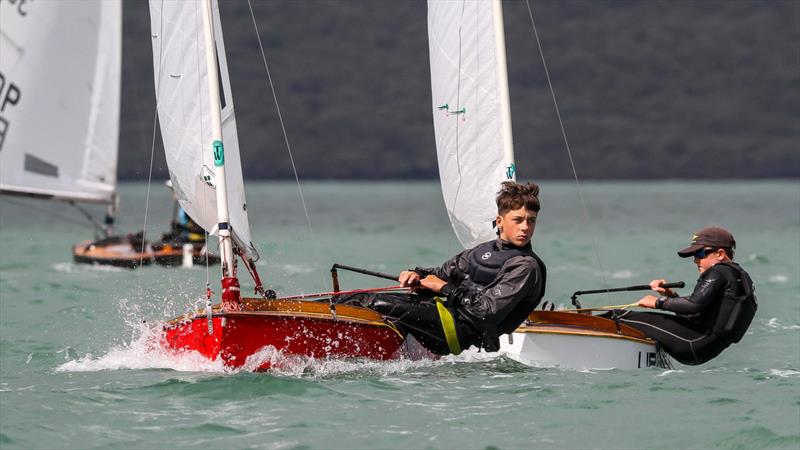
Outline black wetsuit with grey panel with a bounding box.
[613,262,756,365]
[335,239,546,355]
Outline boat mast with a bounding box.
[200,0,237,287]
[492,0,516,181]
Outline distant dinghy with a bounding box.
[0,0,153,267]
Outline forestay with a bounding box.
[149,0,257,260]
[427,0,516,249]
[0,0,121,204]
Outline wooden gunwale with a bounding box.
[165,297,403,338]
[512,310,655,345]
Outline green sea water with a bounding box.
[1,180,798,449]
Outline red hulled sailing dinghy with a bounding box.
[149,0,406,370]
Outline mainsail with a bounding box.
[427,0,516,249]
[0,0,121,204]
[149,0,257,260]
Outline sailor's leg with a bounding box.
[611,310,728,365]
[335,293,454,355]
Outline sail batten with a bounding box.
[427,0,515,249]
[0,0,121,205]
[149,0,257,260]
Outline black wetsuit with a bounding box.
[336,239,546,355]
[612,262,756,365]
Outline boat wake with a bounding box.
[54,316,510,378]
[52,262,127,273]
[766,317,800,330]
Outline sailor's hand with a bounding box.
[419,275,447,293]
[650,279,677,297]
[398,270,421,288]
[637,295,658,309]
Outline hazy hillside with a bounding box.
[118,0,799,180]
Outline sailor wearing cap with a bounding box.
[611,226,757,365]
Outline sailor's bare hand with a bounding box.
[419,275,447,293]
[398,270,421,288]
[650,279,677,297]
[638,295,658,309]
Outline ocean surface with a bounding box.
[0,180,798,450]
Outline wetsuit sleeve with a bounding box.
[414,249,469,284]
[662,267,727,315]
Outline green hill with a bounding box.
[118,0,799,180]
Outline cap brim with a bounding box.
[677,243,704,258]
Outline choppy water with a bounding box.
[1,180,798,449]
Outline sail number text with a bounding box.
[0,71,22,152]
[0,0,32,17]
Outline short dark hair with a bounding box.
[496,181,540,215]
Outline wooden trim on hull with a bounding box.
[514,311,655,345]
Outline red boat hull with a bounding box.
[162,298,405,370]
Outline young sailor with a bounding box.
[337,181,546,355]
[614,226,757,365]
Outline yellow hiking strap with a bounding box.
[435,297,461,355]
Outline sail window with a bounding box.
[24,154,58,177]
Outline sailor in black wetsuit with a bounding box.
[613,226,757,365]
[336,182,546,355]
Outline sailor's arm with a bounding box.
[401,249,469,288]
[638,271,726,313]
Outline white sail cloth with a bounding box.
[149,0,257,260]
[427,0,516,249]
[0,0,121,203]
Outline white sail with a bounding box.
[0,0,121,204]
[149,0,257,260]
[427,0,516,249]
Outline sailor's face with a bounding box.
[694,248,724,274]
[497,207,537,247]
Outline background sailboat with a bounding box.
[0,0,157,267]
[427,0,668,369]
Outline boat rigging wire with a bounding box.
[0,197,102,231]
[524,0,611,299]
[246,0,329,292]
[139,0,166,271]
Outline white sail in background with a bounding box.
[427,0,516,249]
[0,0,121,203]
[149,0,257,260]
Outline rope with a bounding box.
[564,302,639,313]
[0,197,99,230]
[138,0,166,271]
[246,0,328,291]
[524,0,611,300]
[276,285,409,302]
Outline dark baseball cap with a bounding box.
[677,226,736,258]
